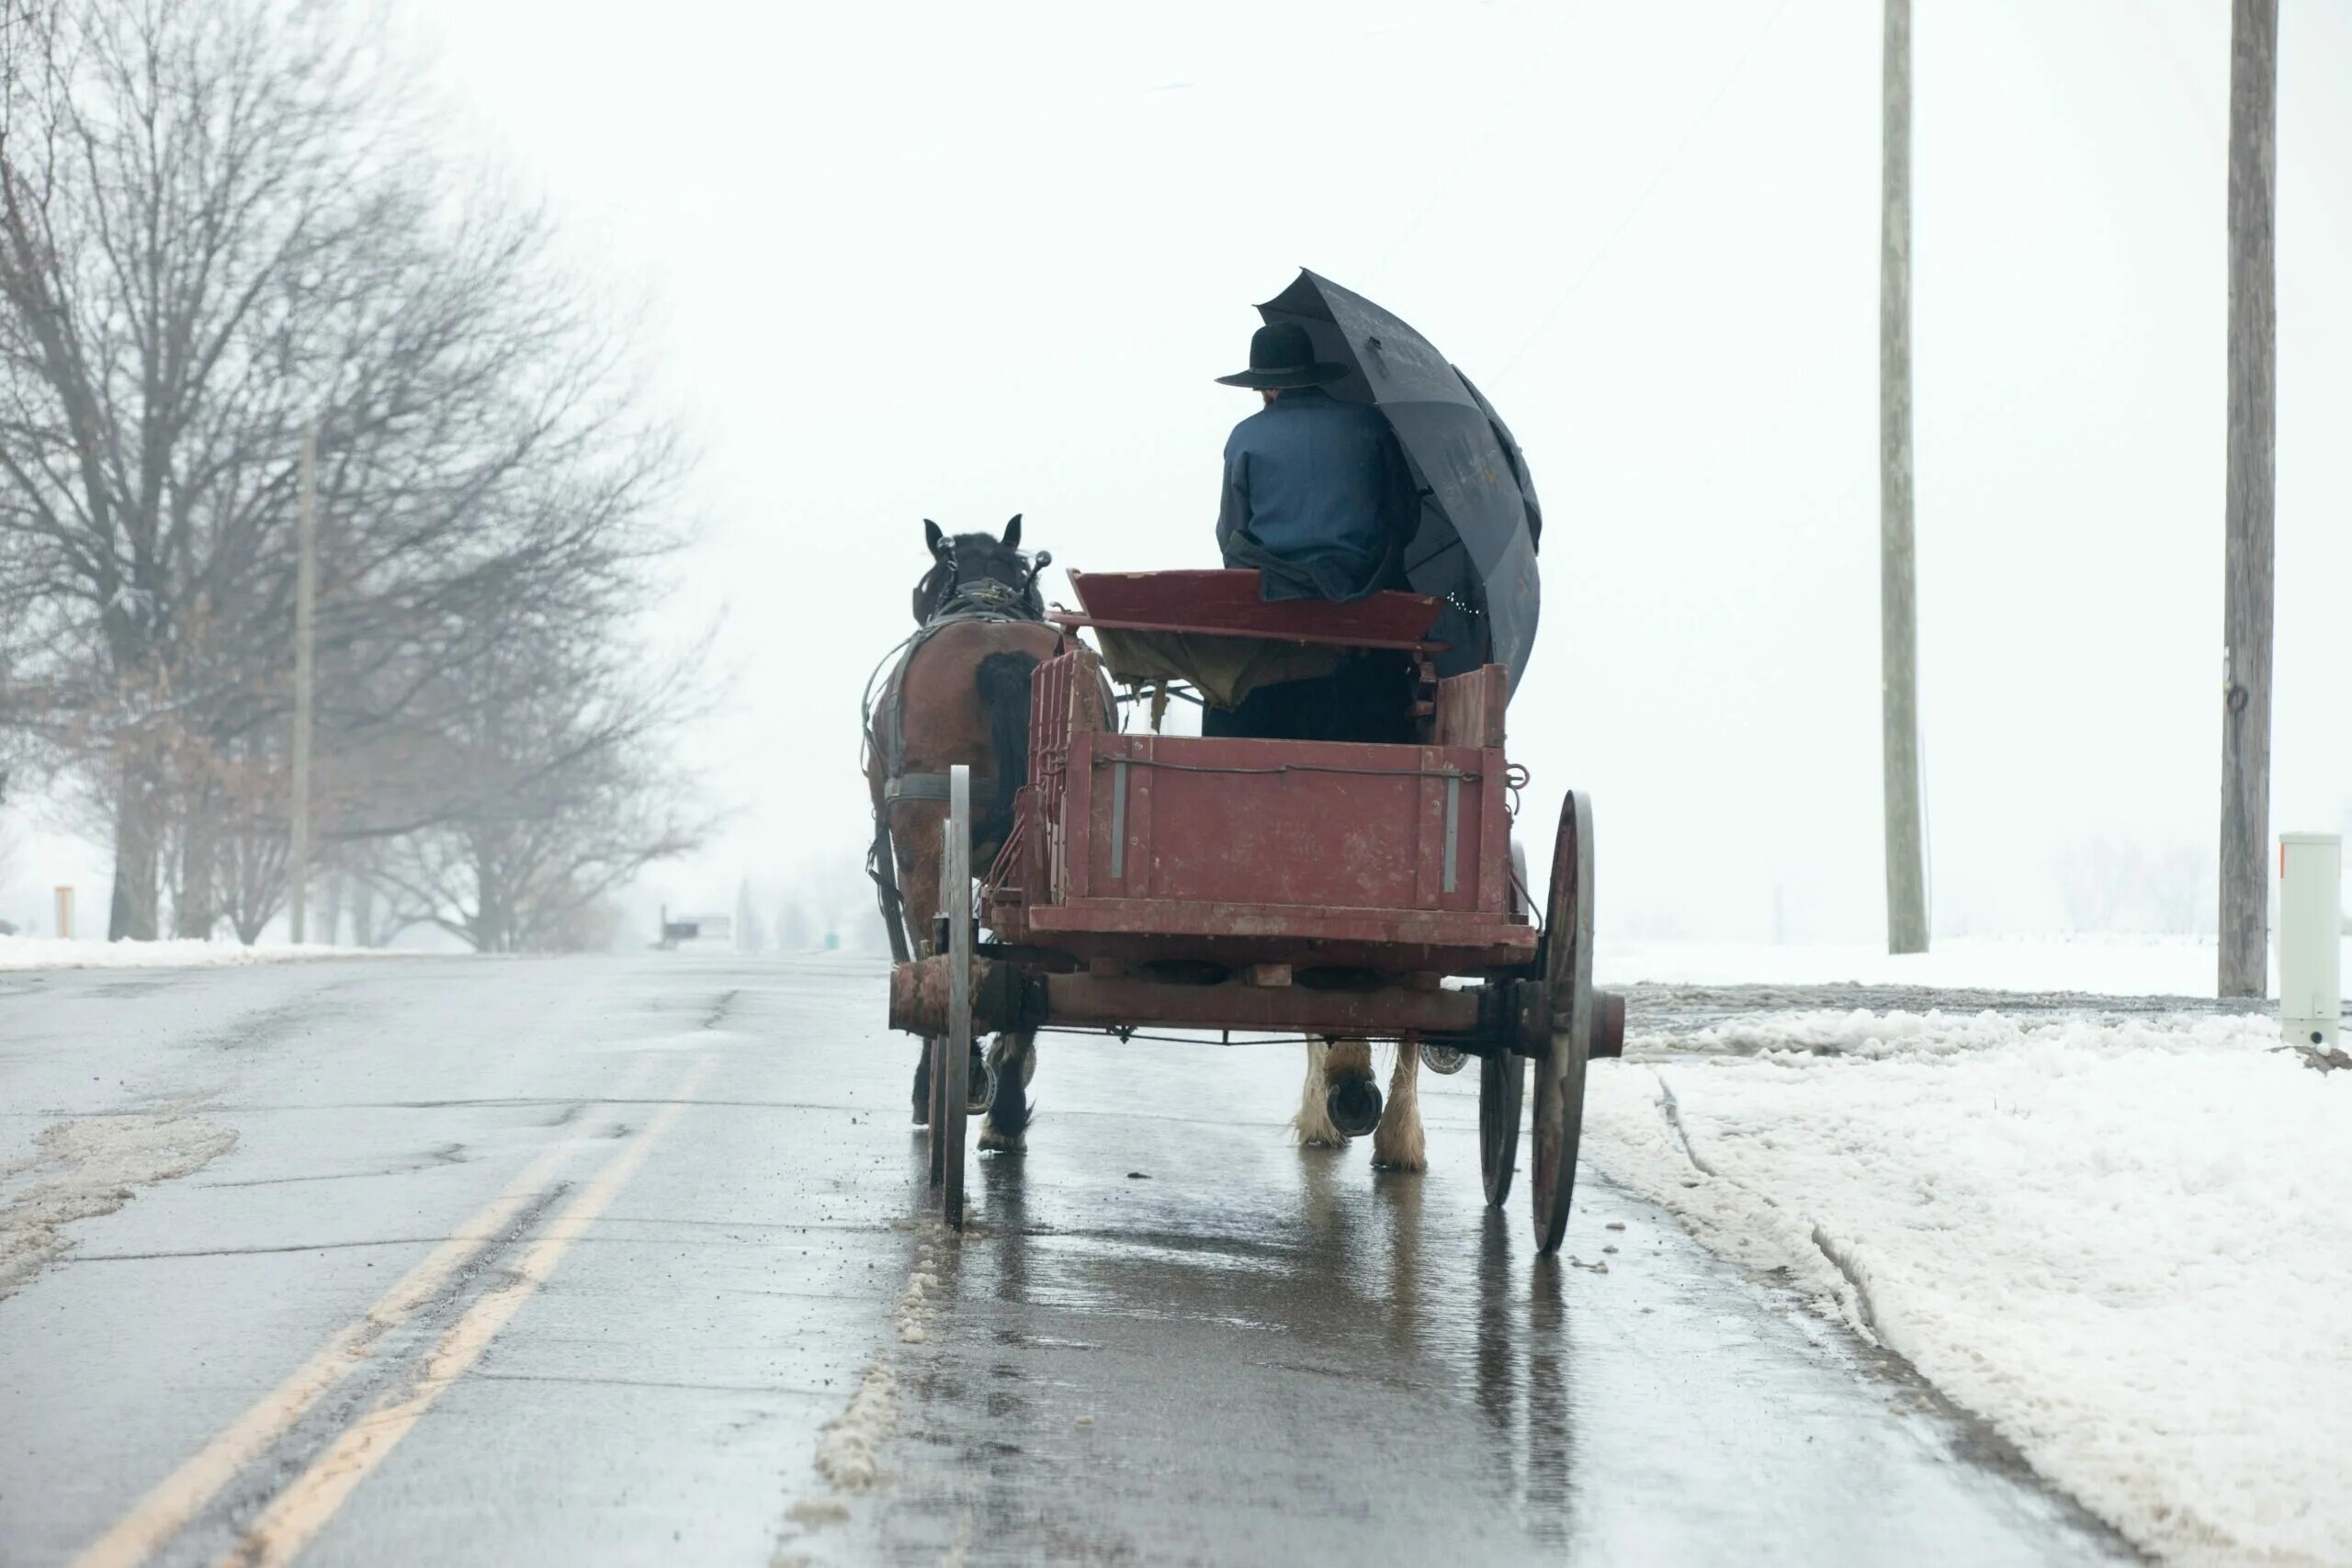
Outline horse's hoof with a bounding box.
[1327,1079,1383,1139]
[911,1106,929,1128]
[978,1130,1025,1156]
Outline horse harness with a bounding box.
[864,574,1049,962]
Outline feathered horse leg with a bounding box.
[1371,1042,1426,1172]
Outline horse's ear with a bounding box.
[1001,514,1023,549]
[924,519,945,558]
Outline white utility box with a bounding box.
[2278,832,2342,1051]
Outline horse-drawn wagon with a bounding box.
[887,568,1623,1252]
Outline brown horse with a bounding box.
[865,516,1061,1153]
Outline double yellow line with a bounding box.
[74,1054,713,1568]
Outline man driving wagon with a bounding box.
[1207,321,1420,746]
[876,271,1606,1255]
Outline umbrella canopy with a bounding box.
[1256,270,1543,694]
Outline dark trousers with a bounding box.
[1201,652,1415,745]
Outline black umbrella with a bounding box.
[1256,270,1543,694]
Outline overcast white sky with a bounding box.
[6,0,2347,946]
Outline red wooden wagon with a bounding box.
[888,570,1623,1251]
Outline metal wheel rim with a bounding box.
[1480,1048,1525,1208]
[940,766,972,1228]
[1531,791,1593,1253]
[927,1033,947,1186]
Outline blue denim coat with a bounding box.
[1216,388,1417,602]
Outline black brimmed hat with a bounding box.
[1216,321,1348,389]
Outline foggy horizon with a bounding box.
[4,0,2346,950]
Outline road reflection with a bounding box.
[1521,1253,1575,1543]
[900,1134,1586,1560]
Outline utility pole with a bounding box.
[1880,0,1928,954]
[289,423,317,944]
[2219,0,2277,998]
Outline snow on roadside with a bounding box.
[1597,932,2351,998]
[0,935,391,971]
[1584,1009,2350,1568]
[804,1224,944,1495]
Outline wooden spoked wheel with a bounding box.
[926,766,973,1229]
[1479,1046,1524,1208]
[1482,836,1532,1207]
[926,1041,945,1180]
[1529,791,1594,1254]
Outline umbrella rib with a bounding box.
[1406,534,1467,576]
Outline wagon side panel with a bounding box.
[1080,735,1493,918]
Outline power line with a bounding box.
[1498,0,1800,378]
[1368,4,1588,282]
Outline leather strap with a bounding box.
[886,772,997,806]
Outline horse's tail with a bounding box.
[974,650,1038,844]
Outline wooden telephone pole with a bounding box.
[2219,0,2277,998]
[1880,0,1928,954]
[289,424,317,944]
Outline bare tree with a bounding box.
[2053,839,2134,934]
[359,621,715,953]
[2142,844,2214,937]
[339,838,425,948]
[730,878,765,954]
[2053,836,2216,936]
[773,895,812,954]
[0,0,698,942]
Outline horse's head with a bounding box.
[913,514,1050,623]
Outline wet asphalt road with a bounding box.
[0,955,2135,1567]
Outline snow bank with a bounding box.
[1598,932,2351,998]
[1585,1009,2350,1566]
[0,935,390,971]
